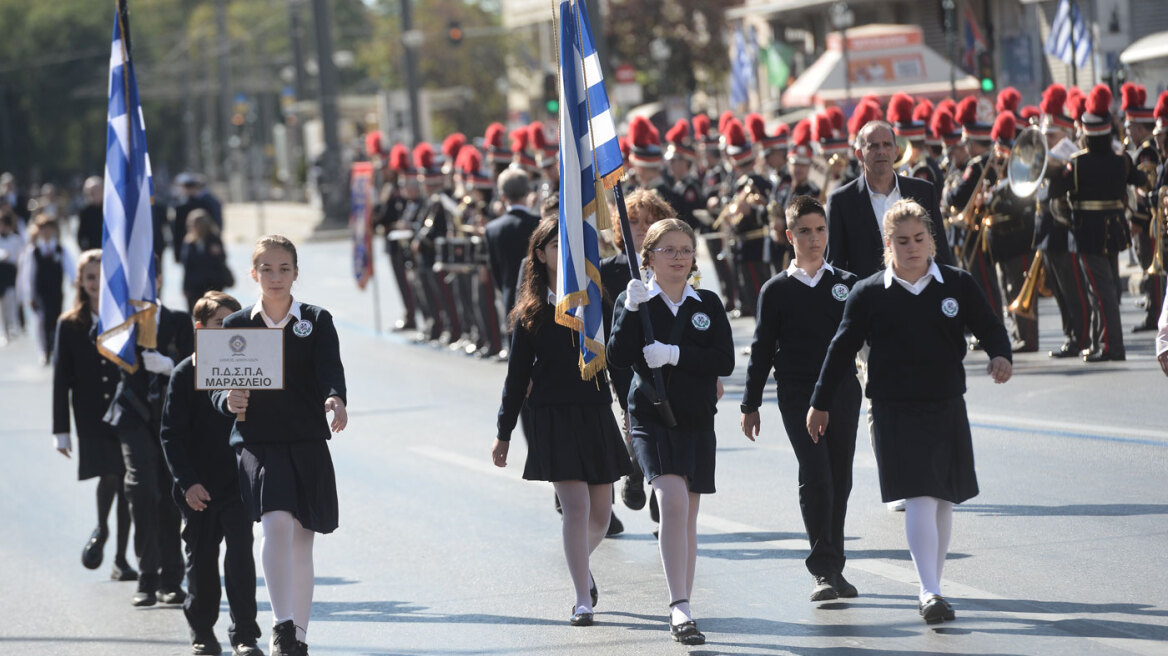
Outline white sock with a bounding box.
[904,496,944,603]
[654,475,694,624]
[261,511,315,641]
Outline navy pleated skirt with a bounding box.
[630,420,717,494]
[522,403,631,484]
[870,397,979,504]
[237,440,339,534]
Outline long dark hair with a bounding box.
[508,218,559,333]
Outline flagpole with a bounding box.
[1068,0,1078,88]
[117,0,133,156]
[569,0,675,427]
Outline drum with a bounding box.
[434,236,477,273]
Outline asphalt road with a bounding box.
[2,232,1166,655]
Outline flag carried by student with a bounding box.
[1045,0,1092,68]
[98,0,157,372]
[554,0,623,380]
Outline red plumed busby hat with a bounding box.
[440,132,466,174]
[788,118,813,164]
[957,95,991,142]
[1121,82,1154,125]
[813,113,849,157]
[484,122,508,165]
[664,119,695,162]
[509,127,537,172]
[456,145,492,190]
[887,92,925,141]
[413,142,442,183]
[1154,91,1168,136]
[848,100,882,138]
[991,112,1017,148]
[1019,105,1040,125]
[1040,84,1074,134]
[1081,84,1113,137]
[723,118,752,164]
[389,143,413,174]
[629,115,664,166]
[930,107,961,147]
[825,106,845,137]
[996,87,1022,115]
[365,130,387,158]
[528,122,557,168]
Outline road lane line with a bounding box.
[968,412,1168,447]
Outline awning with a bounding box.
[1120,31,1168,65]
[726,0,833,20]
[781,24,981,108]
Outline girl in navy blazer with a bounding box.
[609,219,735,645]
[492,218,631,627]
[215,235,347,656]
[51,248,135,580]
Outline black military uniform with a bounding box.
[1035,176,1090,357]
[1131,138,1163,332]
[986,178,1039,350]
[944,151,1004,318]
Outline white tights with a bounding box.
[904,496,954,603]
[552,481,612,612]
[261,511,315,642]
[653,475,700,624]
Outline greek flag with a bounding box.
[98,2,157,372]
[1045,0,1092,68]
[555,0,623,380]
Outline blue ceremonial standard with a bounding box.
[195,328,286,391]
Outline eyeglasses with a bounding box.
[650,247,695,259]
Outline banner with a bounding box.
[350,161,375,290]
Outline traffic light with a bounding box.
[543,72,558,113]
[447,20,463,46]
[977,50,995,93]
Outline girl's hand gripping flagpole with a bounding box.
[612,181,676,428]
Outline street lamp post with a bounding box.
[830,1,854,106]
[943,0,957,98]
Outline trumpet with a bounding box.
[1147,184,1166,277]
[713,177,764,231]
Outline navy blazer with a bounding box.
[484,207,540,314]
[825,173,954,279]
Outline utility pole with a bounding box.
[310,0,346,226]
[215,0,234,189]
[288,0,309,101]
[400,0,423,145]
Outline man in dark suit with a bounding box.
[484,167,539,319]
[825,121,954,279]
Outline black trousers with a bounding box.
[734,259,768,317]
[472,267,503,355]
[996,253,1038,350]
[412,264,443,340]
[1044,249,1090,350]
[705,237,737,311]
[119,422,185,591]
[969,247,1003,318]
[1077,252,1126,357]
[386,239,417,328]
[180,495,259,646]
[776,377,862,577]
[1133,229,1165,329]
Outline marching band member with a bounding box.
[531,122,560,205]
[492,218,631,627]
[808,198,1012,624]
[664,119,703,233]
[415,142,463,345]
[724,118,770,316]
[741,195,862,602]
[1121,82,1164,333]
[216,235,348,656]
[455,145,504,358]
[1050,85,1144,362]
[610,218,735,645]
[1037,84,1092,358]
[984,112,1039,352]
[378,143,422,333]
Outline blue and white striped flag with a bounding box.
[98,1,157,372]
[555,0,623,380]
[1045,0,1092,68]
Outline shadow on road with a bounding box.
[955,503,1168,517]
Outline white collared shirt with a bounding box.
[785,260,834,288]
[884,259,944,295]
[866,175,901,234]
[645,276,701,316]
[251,298,302,329]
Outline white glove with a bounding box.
[624,278,651,311]
[642,341,680,368]
[54,433,71,454]
[142,350,175,376]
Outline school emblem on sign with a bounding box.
[831,283,849,301]
[228,334,247,353]
[293,319,313,337]
[691,312,711,331]
[941,297,959,318]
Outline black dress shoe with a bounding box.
[232,641,264,656]
[919,596,948,624]
[1133,322,1156,333]
[131,589,157,607]
[938,596,957,621]
[833,572,858,598]
[191,629,222,655]
[111,559,138,581]
[669,619,705,645]
[1049,345,1080,358]
[621,475,647,511]
[81,526,108,570]
[1084,350,1125,363]
[269,620,297,656]
[297,641,309,656]
[569,606,594,626]
[605,512,624,537]
[810,575,838,602]
[158,586,187,605]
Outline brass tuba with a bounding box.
[1140,163,1166,277]
[1005,127,1049,319]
